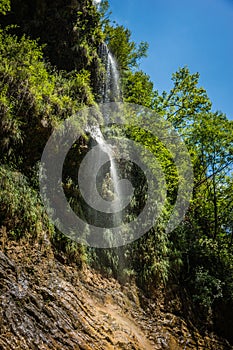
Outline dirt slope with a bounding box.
[0,238,231,350]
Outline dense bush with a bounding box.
[0,28,95,168]
[0,165,52,238]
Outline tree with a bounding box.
[155,67,212,128]
[191,112,233,238]
[122,70,156,108]
[104,24,148,71]
[154,67,233,239]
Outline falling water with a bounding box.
[86,125,123,228]
[99,43,121,103]
[86,43,123,232]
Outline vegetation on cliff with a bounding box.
[0,0,233,346]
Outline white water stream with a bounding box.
[87,43,123,228]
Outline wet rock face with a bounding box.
[0,243,231,350]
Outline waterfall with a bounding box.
[85,43,124,233]
[99,43,121,103]
[86,125,123,229]
[93,0,101,6]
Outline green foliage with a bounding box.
[191,112,233,238]
[73,1,104,69]
[0,165,52,239]
[3,0,103,74]
[0,0,10,15]
[105,24,148,71]
[98,0,112,27]
[152,67,233,330]
[191,266,223,311]
[123,70,156,108]
[52,230,87,268]
[0,0,233,340]
[131,227,170,288]
[155,67,212,126]
[0,28,95,166]
[155,67,233,239]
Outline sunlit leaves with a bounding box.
[104,24,148,70]
[0,0,10,15]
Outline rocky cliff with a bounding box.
[0,234,231,350]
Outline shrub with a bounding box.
[0,165,53,239]
[191,266,223,312]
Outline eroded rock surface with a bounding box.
[0,241,231,350]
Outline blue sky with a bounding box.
[108,0,233,120]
